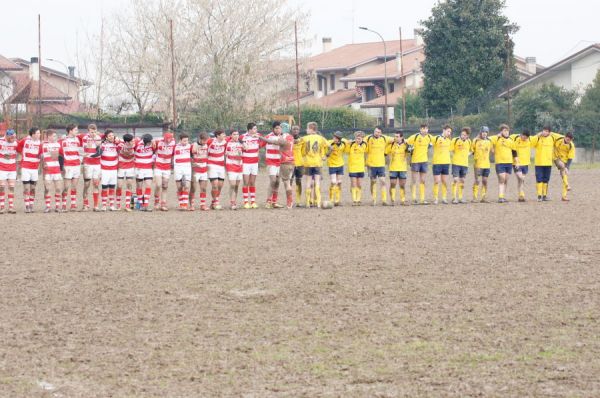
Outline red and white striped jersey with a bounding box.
[174,142,192,165]
[42,142,61,174]
[225,141,243,172]
[280,133,295,164]
[207,138,227,167]
[154,138,175,171]
[241,133,264,164]
[100,141,119,170]
[79,133,102,166]
[134,140,154,169]
[192,143,208,173]
[60,135,82,167]
[117,141,135,169]
[0,139,17,172]
[17,137,42,170]
[265,132,282,166]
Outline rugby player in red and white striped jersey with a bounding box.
[262,121,284,208]
[0,130,18,213]
[190,132,209,211]
[79,124,102,211]
[241,122,264,209]
[173,133,192,210]
[134,134,155,211]
[60,124,82,211]
[17,127,42,212]
[91,130,119,211]
[207,130,228,210]
[225,131,243,210]
[41,130,64,213]
[116,133,135,211]
[153,132,176,211]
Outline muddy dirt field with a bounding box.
[1,169,599,397]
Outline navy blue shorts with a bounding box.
[349,172,365,178]
[515,165,529,175]
[535,166,552,183]
[328,166,344,175]
[476,168,491,177]
[432,164,450,176]
[293,166,304,179]
[389,171,407,179]
[495,163,513,175]
[411,162,428,173]
[369,166,386,178]
[452,165,468,178]
[304,167,321,176]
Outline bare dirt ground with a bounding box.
[1,169,599,397]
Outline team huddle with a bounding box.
[0,121,575,214]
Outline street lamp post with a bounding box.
[359,26,388,128]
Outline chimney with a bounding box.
[414,29,424,46]
[322,37,332,53]
[29,57,40,81]
[525,57,537,74]
[396,52,402,73]
[68,66,75,78]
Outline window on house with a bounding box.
[318,76,323,92]
[330,74,335,90]
[388,83,395,93]
[343,73,348,89]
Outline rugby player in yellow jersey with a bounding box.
[365,126,394,206]
[406,124,434,204]
[450,127,472,204]
[300,122,328,207]
[385,131,409,205]
[431,125,452,204]
[530,126,563,201]
[471,126,492,202]
[510,130,532,202]
[490,124,519,203]
[345,131,368,206]
[291,125,304,207]
[554,132,576,201]
[326,132,347,206]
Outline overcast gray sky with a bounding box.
[2,0,599,74]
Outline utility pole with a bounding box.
[37,14,42,128]
[505,33,512,126]
[169,19,178,130]
[399,27,406,129]
[294,21,301,130]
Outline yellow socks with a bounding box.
[412,185,417,201]
[305,188,312,207]
[441,184,447,200]
[390,188,396,202]
[296,185,302,203]
[543,183,548,197]
[433,184,439,200]
[328,186,334,201]
[419,183,425,202]
[481,186,487,199]
[371,184,377,202]
[536,182,543,196]
[458,183,464,200]
[335,185,341,203]
[381,187,387,203]
[452,182,457,200]
[314,184,321,206]
[473,184,479,200]
[400,187,406,202]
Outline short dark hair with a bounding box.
[29,127,39,136]
[375,126,383,132]
[104,129,114,136]
[521,129,531,137]
[179,132,189,140]
[420,124,428,129]
[461,127,471,134]
[499,124,510,131]
[214,129,225,136]
[247,122,256,131]
[66,123,77,133]
[443,125,452,130]
[542,126,552,132]
[395,130,404,137]
[272,121,281,129]
[123,133,134,142]
[198,131,209,141]
[565,132,574,140]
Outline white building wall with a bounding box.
[570,52,600,94]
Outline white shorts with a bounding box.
[83,164,101,180]
[21,168,39,182]
[44,173,63,182]
[0,170,17,181]
[101,170,118,186]
[243,163,259,176]
[227,172,242,181]
[267,165,280,177]
[136,168,154,180]
[117,168,135,179]
[154,169,171,179]
[64,165,81,179]
[175,167,192,182]
[208,165,225,180]
[193,172,208,182]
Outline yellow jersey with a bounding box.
[365,135,393,167]
[293,137,304,166]
[530,133,563,166]
[300,134,328,168]
[451,137,472,167]
[471,137,492,169]
[490,135,516,164]
[431,135,452,165]
[554,137,575,163]
[406,133,433,164]
[386,141,409,172]
[510,134,532,166]
[326,140,346,168]
[345,141,367,173]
